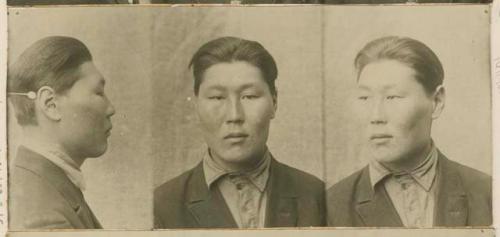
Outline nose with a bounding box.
[370,99,387,125]
[106,97,116,117]
[225,97,244,124]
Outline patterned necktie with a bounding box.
[394,174,424,227]
[229,175,259,228]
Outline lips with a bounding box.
[370,134,393,141]
[105,126,113,137]
[224,132,248,142]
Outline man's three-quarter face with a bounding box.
[354,60,436,167]
[195,61,276,170]
[58,61,115,159]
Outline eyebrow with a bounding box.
[204,83,260,91]
[357,83,397,91]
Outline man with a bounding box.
[154,36,326,228]
[8,36,115,229]
[326,36,491,227]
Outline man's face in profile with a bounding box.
[195,61,276,171]
[354,60,439,167]
[57,61,115,159]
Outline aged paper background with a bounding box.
[5,3,495,231]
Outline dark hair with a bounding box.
[354,36,444,95]
[189,36,278,96]
[8,36,92,125]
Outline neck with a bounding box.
[381,139,432,172]
[22,126,85,168]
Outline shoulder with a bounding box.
[154,164,201,204]
[10,164,67,204]
[273,160,325,192]
[326,167,367,204]
[441,156,491,194]
[9,166,75,229]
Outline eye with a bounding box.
[242,95,259,100]
[386,95,402,100]
[208,96,224,100]
[95,91,104,96]
[357,96,369,101]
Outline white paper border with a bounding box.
[0,0,8,236]
[491,0,499,232]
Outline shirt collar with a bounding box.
[369,141,438,192]
[203,149,271,193]
[21,139,86,191]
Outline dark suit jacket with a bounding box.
[326,152,492,227]
[9,146,102,229]
[154,157,326,228]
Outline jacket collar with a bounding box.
[184,156,299,228]
[185,162,238,228]
[354,165,403,226]
[354,150,468,227]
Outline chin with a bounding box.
[371,149,402,164]
[86,144,109,158]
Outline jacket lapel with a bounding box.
[15,146,101,229]
[185,163,238,228]
[434,153,468,226]
[354,167,403,227]
[265,159,298,227]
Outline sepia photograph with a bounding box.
[4,3,494,233]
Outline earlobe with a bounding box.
[37,86,62,121]
[431,85,445,119]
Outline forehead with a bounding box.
[358,60,420,90]
[200,61,266,90]
[74,61,105,86]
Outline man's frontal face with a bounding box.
[354,60,434,165]
[196,61,276,170]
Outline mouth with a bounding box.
[105,126,113,137]
[370,134,392,142]
[224,132,248,143]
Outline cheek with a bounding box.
[245,101,274,132]
[391,101,432,137]
[197,102,223,133]
[64,100,106,130]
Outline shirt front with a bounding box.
[369,142,439,227]
[203,149,271,228]
[21,139,86,191]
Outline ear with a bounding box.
[36,86,62,121]
[271,94,278,119]
[431,85,445,120]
